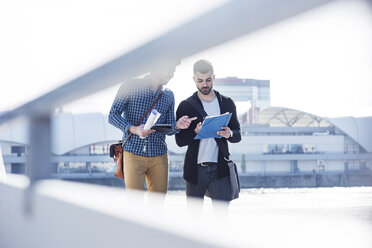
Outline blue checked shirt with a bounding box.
[108,76,179,157]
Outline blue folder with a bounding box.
[194,112,232,139]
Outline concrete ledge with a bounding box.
[0,175,239,248]
[1,175,372,248]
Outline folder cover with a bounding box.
[194,112,232,139]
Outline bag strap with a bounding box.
[123,89,165,145]
[186,96,231,161]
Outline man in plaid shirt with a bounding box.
[109,64,195,193]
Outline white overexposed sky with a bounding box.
[0,0,371,118]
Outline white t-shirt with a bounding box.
[197,96,220,164]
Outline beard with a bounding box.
[159,79,169,85]
[159,76,172,85]
[198,86,212,95]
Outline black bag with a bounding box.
[226,159,240,200]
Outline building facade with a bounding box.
[1,77,371,187]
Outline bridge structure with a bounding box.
[1,108,371,189]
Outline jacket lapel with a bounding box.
[189,92,207,118]
[191,90,224,114]
[214,90,224,114]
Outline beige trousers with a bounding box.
[123,151,169,193]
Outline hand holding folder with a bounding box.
[194,112,232,139]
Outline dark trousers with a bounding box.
[186,164,231,202]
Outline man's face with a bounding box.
[194,71,214,95]
[152,67,176,85]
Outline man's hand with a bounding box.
[130,124,155,138]
[217,126,232,139]
[194,122,202,134]
[176,116,197,129]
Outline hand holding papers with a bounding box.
[136,109,161,139]
[194,112,232,139]
[144,109,161,130]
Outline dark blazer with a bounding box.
[175,90,241,185]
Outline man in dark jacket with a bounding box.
[175,59,241,205]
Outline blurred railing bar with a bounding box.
[0,0,334,185]
[0,0,334,123]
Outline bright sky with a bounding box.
[0,0,371,118]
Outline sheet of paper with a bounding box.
[144,109,161,130]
